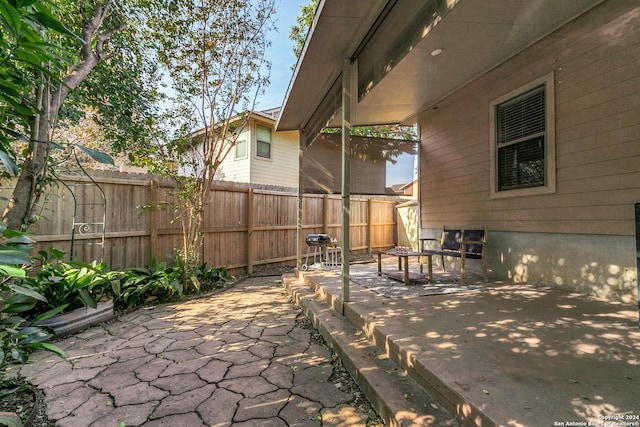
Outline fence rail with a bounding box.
[1,171,399,274]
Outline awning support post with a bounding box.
[297,130,304,271]
[341,58,353,304]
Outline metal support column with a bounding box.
[341,58,353,303]
[297,131,304,271]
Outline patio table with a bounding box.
[377,249,433,285]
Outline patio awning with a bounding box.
[276,0,604,141]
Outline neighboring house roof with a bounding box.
[255,107,281,121]
[399,179,416,191]
[192,108,281,139]
[388,184,405,194]
[277,0,604,134]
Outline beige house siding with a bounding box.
[417,0,639,301]
[419,0,640,235]
[250,118,298,188]
[216,117,298,188]
[216,128,251,182]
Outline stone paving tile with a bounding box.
[134,358,173,382]
[225,359,270,378]
[292,382,353,408]
[18,277,380,426]
[234,417,289,427]
[88,402,157,427]
[113,382,168,406]
[41,381,85,406]
[234,388,291,421]
[87,370,139,394]
[110,346,150,362]
[142,412,207,427]
[40,366,105,389]
[149,383,217,419]
[280,394,323,426]
[192,338,224,355]
[248,340,277,358]
[156,354,210,377]
[105,321,145,338]
[195,358,231,383]
[213,348,261,364]
[56,393,114,426]
[46,384,99,420]
[143,337,175,354]
[100,354,152,375]
[218,375,279,398]
[69,353,116,369]
[261,361,294,388]
[164,337,204,352]
[196,387,242,425]
[151,372,206,394]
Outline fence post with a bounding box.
[323,194,329,235]
[368,198,373,254]
[635,202,639,328]
[247,188,254,275]
[149,180,158,262]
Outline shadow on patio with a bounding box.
[284,254,639,427]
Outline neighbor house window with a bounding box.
[235,137,247,159]
[490,73,555,198]
[256,125,271,159]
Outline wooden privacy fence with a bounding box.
[1,171,399,275]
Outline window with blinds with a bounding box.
[495,84,546,191]
[256,125,271,159]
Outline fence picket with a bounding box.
[0,171,399,274]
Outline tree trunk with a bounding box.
[3,137,50,231]
[2,80,51,231]
[2,1,120,231]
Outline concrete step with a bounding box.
[283,273,459,427]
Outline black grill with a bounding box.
[305,233,331,247]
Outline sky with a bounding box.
[254,1,306,111]
[256,2,417,187]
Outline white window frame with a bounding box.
[234,136,247,160]
[256,124,272,160]
[489,72,556,199]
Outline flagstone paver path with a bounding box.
[19,277,373,426]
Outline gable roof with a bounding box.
[189,108,281,141]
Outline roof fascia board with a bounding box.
[276,0,392,132]
[276,0,326,131]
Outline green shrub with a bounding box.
[193,262,230,292]
[0,222,33,269]
[114,256,231,309]
[167,251,231,294]
[0,224,64,375]
[0,283,65,371]
[116,257,183,309]
[18,249,122,318]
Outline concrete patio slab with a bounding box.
[286,256,640,427]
